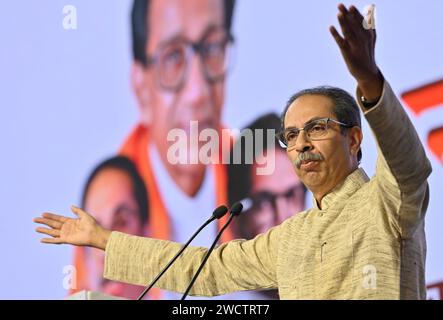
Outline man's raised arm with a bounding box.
[330,4,432,236]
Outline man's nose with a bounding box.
[181,54,211,109]
[294,130,313,153]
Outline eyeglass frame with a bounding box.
[144,26,235,91]
[277,117,354,150]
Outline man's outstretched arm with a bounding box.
[103,228,280,297]
[34,206,280,296]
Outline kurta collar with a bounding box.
[312,168,370,210]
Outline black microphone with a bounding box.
[180,202,244,300]
[137,205,228,300]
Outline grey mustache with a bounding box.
[294,152,324,169]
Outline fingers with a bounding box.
[336,3,369,40]
[41,212,68,223]
[329,26,346,49]
[36,227,60,238]
[338,3,348,14]
[349,5,364,23]
[71,205,88,218]
[41,238,63,244]
[33,217,63,229]
[337,11,354,41]
[346,5,364,29]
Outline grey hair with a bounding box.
[280,86,362,162]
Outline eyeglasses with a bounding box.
[145,27,234,91]
[242,184,307,217]
[277,117,353,150]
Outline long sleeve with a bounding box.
[103,223,282,297]
[356,80,432,238]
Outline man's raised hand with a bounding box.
[330,3,383,101]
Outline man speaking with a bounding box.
[34,4,432,299]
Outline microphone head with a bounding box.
[212,205,228,219]
[230,202,243,216]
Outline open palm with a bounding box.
[34,206,108,249]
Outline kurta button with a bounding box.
[319,212,323,217]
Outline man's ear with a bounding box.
[131,62,152,126]
[348,126,363,159]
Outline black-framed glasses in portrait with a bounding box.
[145,27,235,91]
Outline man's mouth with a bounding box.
[294,152,324,169]
[299,160,318,170]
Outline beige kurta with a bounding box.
[104,80,432,299]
